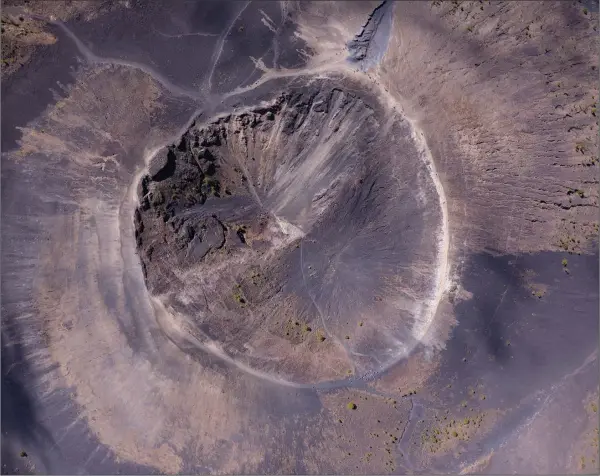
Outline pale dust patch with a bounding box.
[34,205,182,473]
[459,451,494,474]
[247,329,349,383]
[16,64,165,169]
[294,1,377,71]
[34,198,250,472]
[371,346,441,396]
[568,388,600,474]
[519,268,550,300]
[419,296,458,351]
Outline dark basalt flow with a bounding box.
[134,83,443,382]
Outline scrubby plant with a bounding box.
[233,291,246,305]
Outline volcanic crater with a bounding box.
[135,83,444,384]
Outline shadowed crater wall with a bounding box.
[134,82,445,384]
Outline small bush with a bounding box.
[347,402,357,410]
[233,291,246,305]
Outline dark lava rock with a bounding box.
[185,216,226,261]
[149,149,176,181]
